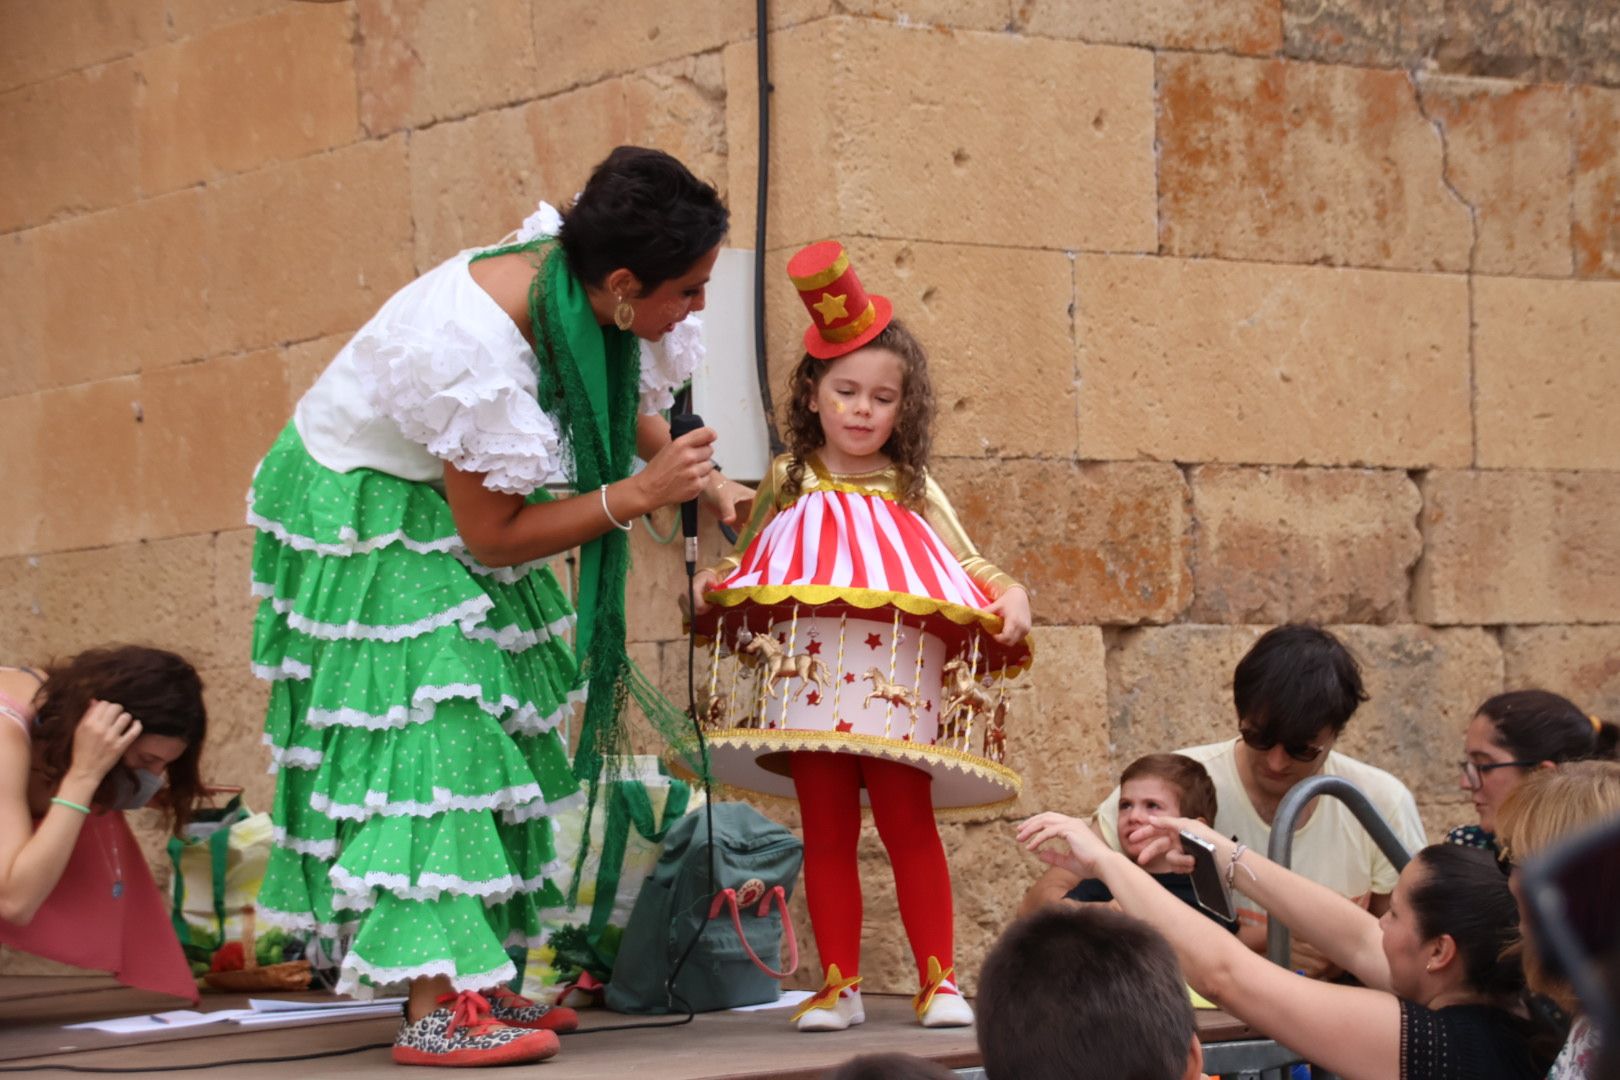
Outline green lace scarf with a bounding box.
[471,239,705,898]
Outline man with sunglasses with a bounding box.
[1089,625,1427,976]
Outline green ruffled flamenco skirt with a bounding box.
[247,424,586,998]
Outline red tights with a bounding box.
[790,752,953,986]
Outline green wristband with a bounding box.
[50,797,91,815]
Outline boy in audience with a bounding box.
[1019,753,1238,933]
[1090,625,1427,974]
[978,906,1204,1080]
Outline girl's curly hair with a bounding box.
[31,646,208,832]
[781,318,935,508]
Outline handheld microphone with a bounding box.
[668,413,705,573]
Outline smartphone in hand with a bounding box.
[1180,830,1235,922]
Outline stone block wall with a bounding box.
[1,0,1616,993]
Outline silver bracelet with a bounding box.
[599,484,633,532]
[1226,840,1257,891]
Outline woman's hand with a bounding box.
[688,569,720,617]
[699,475,754,528]
[985,586,1031,645]
[632,425,717,512]
[66,700,141,784]
[1124,814,1226,873]
[1016,812,1113,880]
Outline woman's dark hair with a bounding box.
[558,146,728,291]
[1233,624,1368,744]
[1407,844,1525,1000]
[1478,689,1618,765]
[33,646,207,831]
[781,318,936,509]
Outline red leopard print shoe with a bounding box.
[391,990,560,1067]
[484,986,581,1032]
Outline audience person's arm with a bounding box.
[1120,814,1393,992]
[1017,865,1083,917]
[1018,812,1402,1080]
[0,701,139,925]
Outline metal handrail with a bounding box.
[1265,774,1413,967]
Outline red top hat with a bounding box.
[787,241,894,360]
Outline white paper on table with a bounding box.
[728,989,815,1013]
[247,996,406,1013]
[63,1009,253,1034]
[233,1003,404,1026]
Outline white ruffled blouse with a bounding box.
[294,220,702,496]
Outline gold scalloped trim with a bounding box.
[684,728,1021,819]
[695,585,1033,676]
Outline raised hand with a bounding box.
[67,700,141,784]
[1015,811,1111,879]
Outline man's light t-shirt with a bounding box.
[1093,739,1428,925]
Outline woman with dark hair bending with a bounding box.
[0,647,207,1000]
[247,146,747,1067]
[1019,810,1548,1079]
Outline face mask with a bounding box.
[107,768,165,810]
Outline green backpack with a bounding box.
[605,801,803,1014]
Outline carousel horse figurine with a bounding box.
[982,700,1008,764]
[939,658,996,742]
[741,631,833,703]
[861,668,923,712]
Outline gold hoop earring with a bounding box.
[613,297,635,331]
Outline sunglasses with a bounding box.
[1458,759,1540,792]
[1238,727,1328,764]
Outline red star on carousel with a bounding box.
[806,690,822,705]
[925,700,933,712]
[901,733,912,741]
[864,632,883,649]
[835,719,853,732]
[843,672,857,684]
[806,640,823,655]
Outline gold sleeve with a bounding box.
[920,473,1021,598]
[703,454,789,580]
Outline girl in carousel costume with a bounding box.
[689,241,1033,1032]
[248,147,750,1068]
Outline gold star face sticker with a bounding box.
[812,291,850,322]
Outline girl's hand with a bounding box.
[1123,814,1223,873]
[699,475,755,528]
[1016,812,1112,880]
[688,569,720,617]
[67,700,141,784]
[633,426,717,512]
[986,586,1031,645]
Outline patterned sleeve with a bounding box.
[350,320,565,495]
[638,317,703,416]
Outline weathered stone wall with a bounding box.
[2,0,1616,993]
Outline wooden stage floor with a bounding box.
[1,976,1254,1078]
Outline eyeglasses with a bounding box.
[1238,728,1329,764]
[1458,759,1540,791]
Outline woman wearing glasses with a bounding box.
[1451,690,1619,856]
